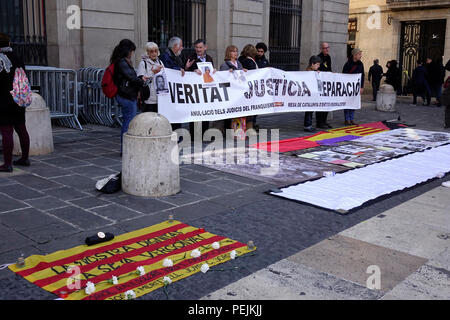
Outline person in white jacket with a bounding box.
[136,42,165,113]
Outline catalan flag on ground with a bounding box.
[9,221,255,300]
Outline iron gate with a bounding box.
[0,0,47,65]
[399,19,446,94]
[269,0,302,71]
[148,0,206,54]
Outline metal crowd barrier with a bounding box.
[25,66,83,130]
[77,67,122,128]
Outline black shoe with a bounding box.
[304,127,315,133]
[325,123,333,129]
[0,165,13,173]
[13,159,31,167]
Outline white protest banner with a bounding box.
[158,67,362,124]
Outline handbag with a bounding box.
[139,60,151,101]
[95,172,122,194]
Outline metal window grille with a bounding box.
[0,0,48,65]
[148,0,206,55]
[269,0,302,71]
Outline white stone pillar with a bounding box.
[13,93,54,156]
[122,113,180,198]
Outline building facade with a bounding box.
[349,0,450,93]
[2,0,350,73]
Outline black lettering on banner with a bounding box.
[219,83,231,100]
[184,84,196,104]
[244,81,254,99]
[254,80,265,97]
[210,87,223,103]
[287,81,297,96]
[347,82,353,96]
[336,82,342,96]
[176,83,185,103]
[267,78,274,96]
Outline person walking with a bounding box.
[136,42,164,113]
[238,44,259,132]
[111,39,149,154]
[255,42,270,69]
[411,60,431,106]
[342,48,365,126]
[368,59,383,102]
[304,56,322,132]
[0,32,31,172]
[317,42,333,129]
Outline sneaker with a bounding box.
[13,159,31,167]
[442,181,450,188]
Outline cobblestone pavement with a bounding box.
[0,95,449,300]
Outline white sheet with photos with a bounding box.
[272,143,450,212]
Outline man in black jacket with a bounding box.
[368,59,383,101]
[317,42,333,129]
[255,42,270,68]
[184,39,213,140]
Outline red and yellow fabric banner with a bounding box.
[9,221,255,300]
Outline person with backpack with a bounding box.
[108,39,149,154]
[342,48,365,126]
[0,33,31,173]
[136,42,164,113]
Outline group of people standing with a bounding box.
[110,36,273,151]
[304,43,365,131]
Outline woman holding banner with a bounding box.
[342,48,365,126]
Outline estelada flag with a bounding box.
[9,221,255,300]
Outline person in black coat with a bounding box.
[425,57,445,107]
[0,33,30,172]
[384,60,402,93]
[238,44,259,131]
[368,59,383,101]
[411,60,431,106]
[342,48,365,126]
[110,39,149,153]
[255,42,270,69]
[184,39,213,140]
[317,42,333,129]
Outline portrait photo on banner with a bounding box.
[154,71,169,95]
[197,62,216,86]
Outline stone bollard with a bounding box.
[376,84,397,112]
[13,93,54,156]
[122,112,180,197]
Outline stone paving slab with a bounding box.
[202,259,384,300]
[287,235,428,293]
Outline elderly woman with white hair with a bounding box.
[137,42,165,113]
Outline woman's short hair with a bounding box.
[145,42,160,56]
[241,44,257,59]
[224,45,238,61]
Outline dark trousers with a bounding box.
[316,112,328,126]
[445,105,450,128]
[304,112,313,128]
[413,83,431,105]
[0,124,30,166]
[372,80,381,101]
[142,103,158,113]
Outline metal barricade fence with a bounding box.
[25,66,82,130]
[77,67,122,128]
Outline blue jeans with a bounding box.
[344,109,355,121]
[116,95,137,152]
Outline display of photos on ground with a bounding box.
[353,128,450,152]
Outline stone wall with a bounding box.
[300,0,350,72]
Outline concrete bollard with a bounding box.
[13,93,54,156]
[122,112,180,197]
[376,84,397,112]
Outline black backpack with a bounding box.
[95,173,122,194]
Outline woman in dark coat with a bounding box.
[238,44,259,132]
[110,39,149,153]
[384,60,402,93]
[0,33,30,172]
[342,48,365,126]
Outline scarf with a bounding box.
[0,47,13,73]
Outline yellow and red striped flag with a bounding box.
[9,221,255,300]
